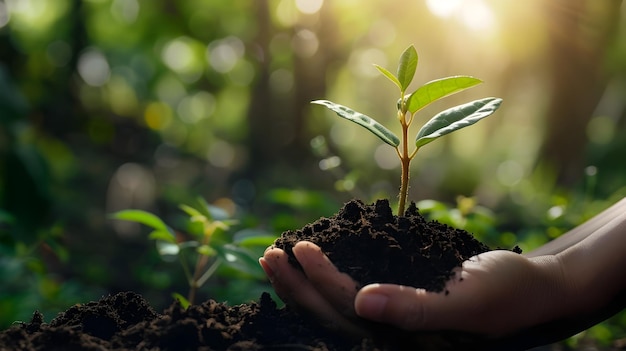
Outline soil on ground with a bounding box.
[0,199,521,350]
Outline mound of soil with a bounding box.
[0,199,519,350]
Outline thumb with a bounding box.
[354,283,474,332]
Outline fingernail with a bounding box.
[263,245,275,255]
[292,242,313,262]
[355,293,388,320]
[258,258,275,282]
[293,241,327,266]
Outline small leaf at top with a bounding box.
[415,97,502,148]
[374,64,401,89]
[406,76,483,114]
[397,45,418,91]
[311,100,400,147]
[111,210,172,234]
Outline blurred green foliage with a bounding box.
[1,0,625,348]
[111,197,275,306]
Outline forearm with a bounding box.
[493,213,626,349]
[556,208,626,314]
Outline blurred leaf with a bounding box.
[111,210,172,234]
[214,244,264,279]
[195,197,230,221]
[397,45,418,91]
[311,100,400,147]
[406,76,483,114]
[415,199,448,213]
[415,97,502,148]
[172,293,190,309]
[374,64,401,89]
[233,229,277,247]
[148,230,177,244]
[197,244,217,257]
[179,204,207,223]
[180,199,231,227]
[235,235,277,248]
[267,188,337,214]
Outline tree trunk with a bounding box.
[243,1,343,190]
[537,0,622,187]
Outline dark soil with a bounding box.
[0,199,520,350]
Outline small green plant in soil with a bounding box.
[312,44,502,216]
[111,197,274,307]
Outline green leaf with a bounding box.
[180,198,230,222]
[172,292,191,309]
[197,244,217,257]
[148,230,177,243]
[179,204,209,226]
[397,45,418,91]
[236,236,277,247]
[233,229,277,247]
[214,244,265,278]
[406,76,483,114]
[311,100,400,147]
[374,64,401,89]
[415,97,502,148]
[196,196,230,221]
[111,210,172,233]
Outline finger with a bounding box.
[292,241,360,317]
[355,283,477,331]
[261,247,312,303]
[354,273,487,333]
[261,247,363,334]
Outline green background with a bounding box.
[1,0,625,348]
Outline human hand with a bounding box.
[354,250,568,337]
[260,241,573,341]
[261,200,626,348]
[260,241,369,337]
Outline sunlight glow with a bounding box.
[374,145,400,170]
[292,29,319,58]
[4,0,68,32]
[162,38,194,73]
[161,37,204,83]
[0,2,9,28]
[78,48,110,87]
[176,91,216,124]
[110,0,139,24]
[426,0,461,18]
[207,36,245,73]
[295,0,323,15]
[459,0,495,31]
[426,0,496,32]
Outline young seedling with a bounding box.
[111,197,273,306]
[312,45,502,216]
